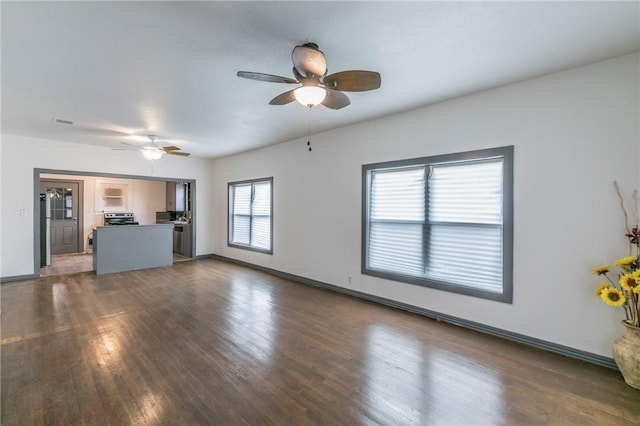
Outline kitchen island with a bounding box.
[93,224,174,275]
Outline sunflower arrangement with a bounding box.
[593,182,640,327]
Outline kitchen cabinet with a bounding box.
[166,182,186,211]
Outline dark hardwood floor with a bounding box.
[2,258,639,425]
[40,252,192,277]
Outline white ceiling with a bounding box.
[2,1,639,159]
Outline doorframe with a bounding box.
[33,168,197,276]
[39,178,84,256]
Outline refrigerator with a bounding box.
[40,193,51,267]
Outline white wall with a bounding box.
[40,173,167,251]
[211,53,640,357]
[0,136,213,277]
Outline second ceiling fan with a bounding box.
[118,135,190,160]
[237,43,381,110]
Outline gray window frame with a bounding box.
[228,177,273,254]
[361,146,514,303]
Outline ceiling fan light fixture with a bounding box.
[293,86,326,107]
[142,147,164,161]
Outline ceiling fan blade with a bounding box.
[166,151,190,156]
[322,89,351,110]
[120,141,142,148]
[162,146,181,152]
[323,71,381,92]
[269,89,297,105]
[237,71,298,84]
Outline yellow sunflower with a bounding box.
[594,283,610,296]
[614,255,636,267]
[620,272,640,293]
[600,287,626,307]
[592,265,610,275]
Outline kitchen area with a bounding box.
[39,174,196,276]
[155,182,193,259]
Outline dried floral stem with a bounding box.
[633,189,639,228]
[614,181,632,254]
[621,292,632,321]
[629,293,638,326]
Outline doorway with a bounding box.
[34,169,197,277]
[40,179,83,255]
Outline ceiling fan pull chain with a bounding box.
[306,108,312,152]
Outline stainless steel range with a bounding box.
[103,212,139,226]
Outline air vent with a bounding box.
[53,118,73,125]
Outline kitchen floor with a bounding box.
[40,252,192,277]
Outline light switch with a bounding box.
[20,209,27,217]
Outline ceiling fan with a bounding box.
[117,135,191,160]
[237,42,381,109]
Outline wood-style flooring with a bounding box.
[2,258,639,425]
[40,252,192,277]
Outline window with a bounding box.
[228,177,273,254]
[362,146,513,303]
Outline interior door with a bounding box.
[40,180,80,255]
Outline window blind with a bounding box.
[229,178,272,252]
[251,181,271,250]
[426,160,504,292]
[368,166,425,276]
[231,184,251,245]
